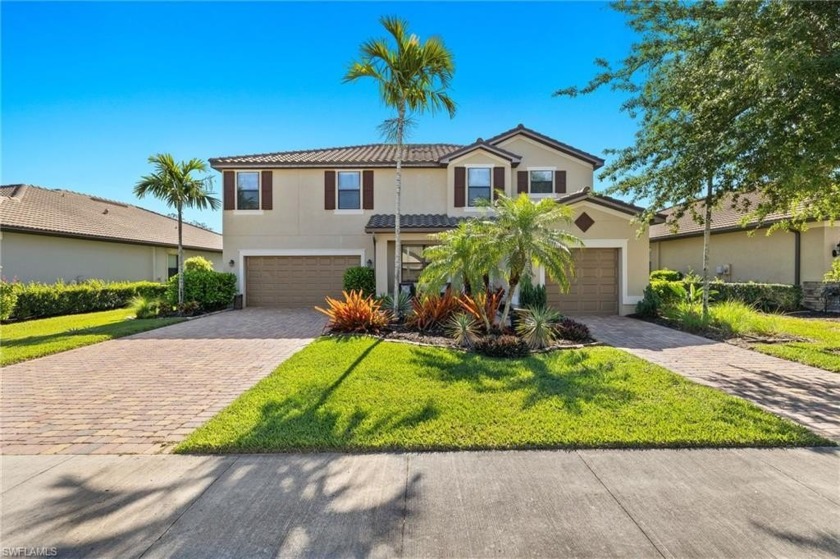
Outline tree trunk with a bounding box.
[499,270,520,330]
[177,205,185,307]
[392,106,405,315]
[701,175,713,319]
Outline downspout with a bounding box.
[794,230,801,286]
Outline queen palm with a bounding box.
[344,16,456,312]
[134,154,220,306]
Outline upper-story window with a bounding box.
[467,167,491,206]
[529,170,554,194]
[237,171,260,210]
[338,171,361,210]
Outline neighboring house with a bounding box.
[0,184,223,284]
[649,192,839,285]
[210,124,660,316]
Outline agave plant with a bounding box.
[379,291,412,321]
[516,305,561,349]
[447,312,480,348]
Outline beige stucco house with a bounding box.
[0,184,223,284]
[210,125,659,316]
[650,193,839,285]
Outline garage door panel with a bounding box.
[546,248,619,316]
[245,255,360,308]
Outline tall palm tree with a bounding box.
[490,194,581,328]
[134,154,220,306]
[419,220,499,296]
[344,16,456,312]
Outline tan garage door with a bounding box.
[546,248,618,315]
[245,255,360,308]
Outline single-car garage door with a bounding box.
[245,255,360,307]
[546,248,618,315]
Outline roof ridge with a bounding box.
[210,142,464,162]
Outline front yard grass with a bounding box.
[1,308,184,366]
[177,336,829,453]
[750,315,840,373]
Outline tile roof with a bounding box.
[439,140,523,164]
[485,124,605,169]
[649,192,792,240]
[0,184,222,251]
[210,144,463,169]
[365,214,470,232]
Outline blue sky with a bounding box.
[2,2,637,232]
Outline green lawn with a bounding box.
[177,337,829,453]
[752,315,840,373]
[1,308,184,366]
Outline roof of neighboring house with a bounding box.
[557,189,666,223]
[0,184,222,251]
[649,192,792,240]
[364,214,469,233]
[210,124,603,170]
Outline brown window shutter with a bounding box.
[517,171,528,194]
[493,167,505,200]
[454,166,466,208]
[555,170,567,194]
[362,170,374,210]
[223,171,235,210]
[324,171,336,210]
[261,170,273,210]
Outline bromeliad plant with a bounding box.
[406,290,460,332]
[316,290,389,333]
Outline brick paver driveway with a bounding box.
[1,309,326,455]
[581,316,840,442]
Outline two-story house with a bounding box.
[209,124,657,315]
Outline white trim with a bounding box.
[235,170,262,211]
[527,166,556,196]
[238,248,366,306]
[465,165,493,208]
[232,210,265,216]
[333,209,364,215]
[336,169,362,211]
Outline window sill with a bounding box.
[463,207,493,213]
[529,193,555,199]
[232,210,265,215]
[333,209,364,215]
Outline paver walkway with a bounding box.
[1,309,326,455]
[581,316,840,442]
[2,449,838,558]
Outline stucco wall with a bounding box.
[0,231,222,284]
[649,224,838,284]
[496,136,595,193]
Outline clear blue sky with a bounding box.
[2,1,637,232]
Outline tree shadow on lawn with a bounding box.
[229,339,441,452]
[408,347,635,414]
[1,319,177,350]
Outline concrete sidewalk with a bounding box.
[2,448,838,558]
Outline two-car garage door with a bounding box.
[546,248,619,316]
[245,255,360,308]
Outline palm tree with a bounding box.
[344,16,456,312]
[419,220,499,295]
[134,154,220,306]
[490,194,581,328]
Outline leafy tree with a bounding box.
[135,154,220,306]
[557,0,840,317]
[344,16,456,313]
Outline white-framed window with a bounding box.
[337,171,361,210]
[236,171,260,210]
[529,169,554,195]
[467,167,491,207]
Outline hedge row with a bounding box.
[7,280,167,321]
[166,270,237,311]
[649,279,802,312]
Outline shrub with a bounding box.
[316,290,389,333]
[649,280,801,313]
[553,317,592,342]
[516,305,560,349]
[710,300,780,337]
[183,256,215,272]
[166,270,237,311]
[518,275,547,309]
[635,285,661,318]
[379,291,412,321]
[447,312,480,348]
[458,288,504,331]
[11,280,168,320]
[131,295,164,319]
[406,291,460,331]
[662,301,710,332]
[343,266,376,297]
[820,284,840,312]
[474,335,530,358]
[650,268,683,281]
[825,258,840,282]
[0,280,20,321]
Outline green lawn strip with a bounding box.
[176,337,830,453]
[751,316,840,373]
[1,308,184,366]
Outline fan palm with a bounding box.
[134,154,220,306]
[344,16,456,313]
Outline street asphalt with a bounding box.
[1,448,838,558]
